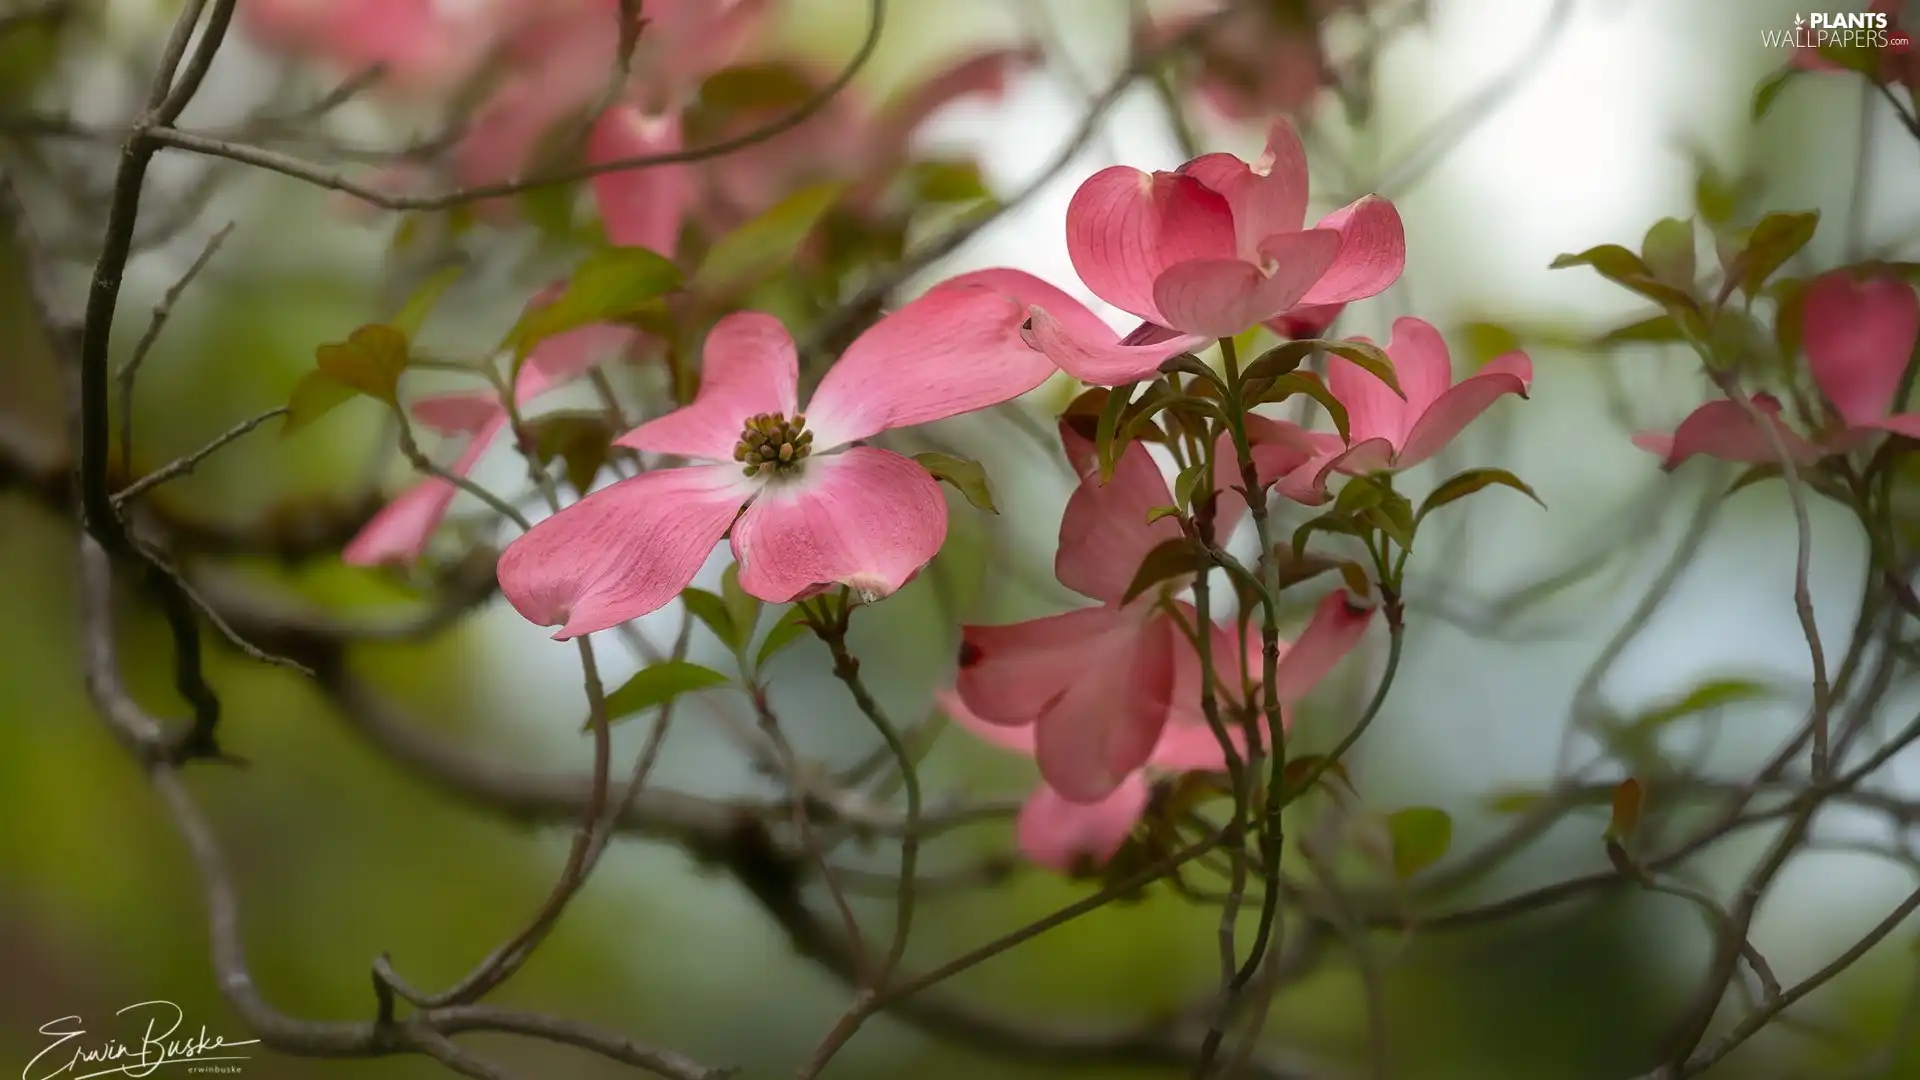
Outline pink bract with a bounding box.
[1273,317,1533,504]
[953,421,1372,803]
[1632,270,1920,469]
[1021,119,1404,384]
[495,278,1055,639]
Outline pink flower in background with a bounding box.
[947,587,1370,869]
[344,304,637,567]
[1141,1,1354,122]
[496,280,1055,639]
[1633,270,1920,470]
[241,0,525,96]
[1789,0,1918,90]
[1272,317,1533,503]
[701,46,1038,227]
[1266,301,1348,340]
[953,421,1370,803]
[1023,119,1405,384]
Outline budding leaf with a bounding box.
[1595,314,1688,347]
[1414,468,1545,529]
[1145,504,1183,524]
[287,323,413,433]
[594,660,732,729]
[1607,777,1645,841]
[1640,217,1697,290]
[1248,371,1350,441]
[1122,537,1197,604]
[913,452,999,514]
[1173,461,1209,512]
[1096,382,1137,482]
[283,370,361,434]
[1629,678,1772,734]
[694,181,844,296]
[1386,806,1453,880]
[905,158,995,205]
[755,608,812,670]
[679,588,740,652]
[505,245,682,365]
[1734,211,1819,298]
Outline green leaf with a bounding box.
[1173,460,1209,511]
[1279,754,1358,802]
[1335,474,1387,515]
[1414,468,1544,528]
[1159,351,1226,392]
[1363,497,1416,552]
[283,370,361,434]
[1595,314,1688,347]
[1459,321,1525,368]
[1628,678,1772,734]
[754,608,811,669]
[1386,806,1453,880]
[1145,504,1183,524]
[593,660,732,729]
[1321,339,1399,395]
[527,410,618,494]
[504,246,682,364]
[1096,382,1137,482]
[698,62,819,112]
[693,181,844,296]
[1485,788,1545,814]
[315,323,412,403]
[1706,305,1771,371]
[1771,275,1809,360]
[1751,65,1801,121]
[1292,508,1365,561]
[1734,211,1819,297]
[905,158,994,205]
[720,563,761,648]
[1121,537,1196,604]
[1248,371,1350,441]
[915,452,999,514]
[1550,245,1698,310]
[679,588,740,652]
[391,264,466,340]
[1640,217,1697,290]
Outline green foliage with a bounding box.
[915,452,999,514]
[1751,66,1801,122]
[390,264,466,340]
[1639,217,1697,290]
[284,324,411,433]
[527,411,619,494]
[1414,468,1544,529]
[1386,806,1454,879]
[1549,245,1697,311]
[693,182,844,297]
[1121,538,1196,604]
[1242,338,1400,395]
[1726,211,1819,298]
[594,660,732,729]
[754,608,812,670]
[1626,678,1773,735]
[504,246,682,368]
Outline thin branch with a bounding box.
[113,405,285,505]
[118,221,236,478]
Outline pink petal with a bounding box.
[497,464,750,638]
[1065,167,1237,323]
[1055,437,1183,604]
[1155,615,1258,772]
[1152,229,1341,339]
[589,107,691,257]
[941,266,1121,351]
[955,605,1138,726]
[1273,437,1397,505]
[1179,119,1311,259]
[1265,301,1348,340]
[1026,307,1209,386]
[617,312,799,461]
[872,46,1038,164]
[937,688,1035,754]
[1395,351,1534,469]
[804,280,1056,448]
[516,322,639,402]
[1803,270,1920,427]
[1635,394,1823,470]
[1849,413,1920,440]
[344,416,506,566]
[729,447,947,604]
[1243,415,1326,489]
[1328,337,1412,448]
[1015,777,1150,872]
[412,390,504,436]
[1297,195,1406,307]
[1032,610,1179,802]
[1270,590,1374,704]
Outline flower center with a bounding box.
[733,412,814,478]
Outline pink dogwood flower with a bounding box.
[1023,119,1405,385]
[1269,317,1533,504]
[241,0,526,96]
[934,621,1260,874]
[953,422,1372,804]
[1142,1,1362,123]
[344,311,638,566]
[1633,269,1920,470]
[496,277,1057,639]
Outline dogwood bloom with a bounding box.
[496,278,1055,639]
[241,0,525,95]
[343,309,637,566]
[1143,1,1362,122]
[1023,119,1405,384]
[935,622,1254,873]
[953,422,1372,803]
[1269,317,1533,504]
[1634,270,1920,469]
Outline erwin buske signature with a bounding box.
[24,1001,259,1080]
